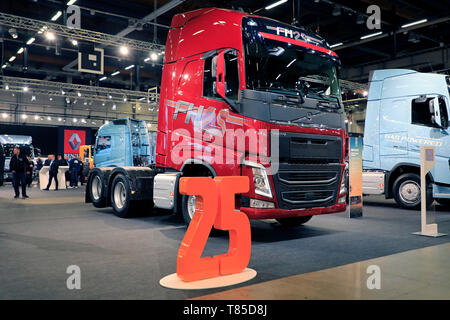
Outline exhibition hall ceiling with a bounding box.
[0,0,448,89]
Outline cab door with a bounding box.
[430,96,450,187]
[379,97,409,169]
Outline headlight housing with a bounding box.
[244,160,273,199]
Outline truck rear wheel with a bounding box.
[393,173,433,210]
[276,215,312,227]
[89,172,106,208]
[110,174,138,218]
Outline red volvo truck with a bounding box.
[86,8,348,227]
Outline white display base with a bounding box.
[39,166,69,190]
[412,231,447,238]
[159,268,257,290]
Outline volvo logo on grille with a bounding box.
[304,192,315,200]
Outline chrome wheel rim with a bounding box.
[399,180,421,205]
[92,176,102,201]
[187,195,196,219]
[113,181,127,209]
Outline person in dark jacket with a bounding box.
[26,156,34,187]
[58,155,68,166]
[10,147,30,198]
[35,157,43,171]
[35,156,43,183]
[44,154,59,191]
[68,155,81,188]
[58,155,70,186]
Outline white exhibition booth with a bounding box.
[39,166,69,190]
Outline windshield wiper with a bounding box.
[255,86,305,104]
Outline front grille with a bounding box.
[282,190,334,204]
[273,163,342,210]
[278,171,337,185]
[271,131,343,210]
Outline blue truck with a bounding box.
[362,69,450,209]
[94,118,154,168]
[0,135,35,182]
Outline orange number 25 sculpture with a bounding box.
[177,176,251,282]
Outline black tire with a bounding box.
[89,171,106,208]
[181,194,195,226]
[110,174,138,218]
[276,215,312,227]
[436,198,450,208]
[392,173,433,210]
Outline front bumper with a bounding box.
[241,202,346,220]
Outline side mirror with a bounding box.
[430,97,444,129]
[215,51,226,99]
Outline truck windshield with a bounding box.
[244,43,340,103]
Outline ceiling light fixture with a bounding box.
[125,64,134,70]
[330,42,343,48]
[119,46,129,55]
[45,31,56,41]
[26,37,35,45]
[8,28,18,39]
[401,19,428,29]
[265,0,288,10]
[51,11,62,21]
[111,71,120,76]
[360,31,383,40]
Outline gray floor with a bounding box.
[0,183,449,299]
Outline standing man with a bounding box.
[44,154,59,191]
[35,156,43,184]
[10,146,29,199]
[68,155,81,188]
[26,156,34,188]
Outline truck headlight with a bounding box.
[243,160,273,199]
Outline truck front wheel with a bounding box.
[393,173,433,210]
[89,172,106,208]
[181,194,196,226]
[110,174,138,218]
[276,216,312,227]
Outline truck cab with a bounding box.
[94,118,151,168]
[363,69,450,208]
[86,8,348,226]
[0,135,34,181]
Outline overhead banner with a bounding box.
[78,46,104,75]
[349,136,363,218]
[64,129,86,154]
